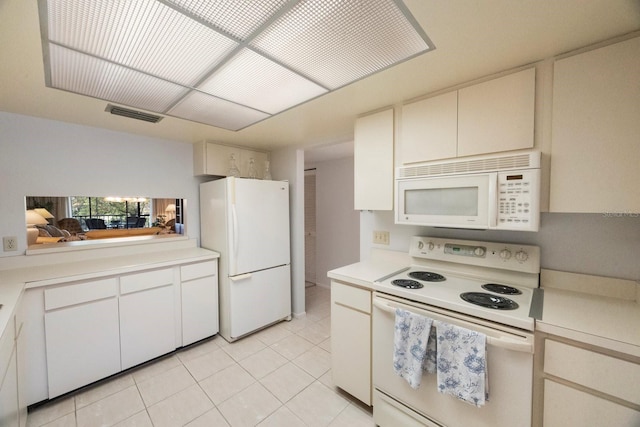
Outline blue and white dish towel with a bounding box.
[393,309,488,407]
[435,321,487,407]
[393,309,435,389]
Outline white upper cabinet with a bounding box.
[193,141,269,179]
[457,67,535,157]
[400,91,458,163]
[400,68,536,163]
[550,36,640,213]
[354,108,394,210]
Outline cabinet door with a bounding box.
[354,108,394,210]
[182,275,219,346]
[239,149,269,179]
[45,297,120,398]
[205,143,240,177]
[458,68,535,157]
[401,91,458,163]
[0,347,19,427]
[330,282,371,405]
[544,380,640,427]
[550,37,640,213]
[120,269,176,370]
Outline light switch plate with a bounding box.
[373,230,390,245]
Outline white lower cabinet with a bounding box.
[330,280,372,405]
[180,261,219,346]
[119,269,175,370]
[0,320,19,427]
[23,256,220,406]
[44,279,121,398]
[537,336,640,427]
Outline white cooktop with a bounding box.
[374,236,542,331]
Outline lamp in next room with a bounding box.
[165,204,176,220]
[26,209,48,246]
[34,208,54,224]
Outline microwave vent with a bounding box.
[398,152,539,178]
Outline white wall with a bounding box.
[307,156,360,287]
[360,211,640,281]
[270,147,306,317]
[0,111,202,255]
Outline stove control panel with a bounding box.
[411,236,540,274]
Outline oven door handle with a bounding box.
[372,299,533,354]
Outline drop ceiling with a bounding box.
[1,0,639,152]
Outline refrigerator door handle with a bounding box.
[231,203,239,272]
[229,273,252,282]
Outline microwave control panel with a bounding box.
[496,169,540,230]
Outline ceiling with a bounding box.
[1,0,639,155]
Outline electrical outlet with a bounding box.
[373,230,390,245]
[3,236,18,252]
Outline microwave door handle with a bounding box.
[488,173,498,228]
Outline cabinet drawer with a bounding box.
[545,339,640,405]
[544,380,640,427]
[120,268,173,295]
[44,278,117,310]
[181,261,217,282]
[331,281,371,313]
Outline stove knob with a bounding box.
[499,249,512,260]
[515,250,529,262]
[427,241,435,251]
[417,241,424,250]
[474,247,485,257]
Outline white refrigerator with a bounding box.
[200,177,291,342]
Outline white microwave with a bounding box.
[395,152,541,231]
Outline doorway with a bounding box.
[304,169,316,287]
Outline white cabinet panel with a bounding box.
[45,297,120,398]
[354,108,394,210]
[330,281,371,405]
[545,340,640,405]
[550,36,640,213]
[544,380,640,427]
[194,141,269,178]
[181,275,219,346]
[401,91,458,163]
[0,347,19,427]
[181,261,217,282]
[120,284,175,370]
[458,68,535,157]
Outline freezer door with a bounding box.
[228,265,291,339]
[228,178,290,276]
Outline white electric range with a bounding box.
[372,236,542,427]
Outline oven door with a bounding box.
[395,173,497,229]
[372,293,533,427]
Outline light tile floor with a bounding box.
[26,285,375,427]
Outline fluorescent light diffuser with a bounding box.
[39,0,433,131]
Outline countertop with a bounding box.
[537,269,640,357]
[328,254,640,358]
[327,249,410,289]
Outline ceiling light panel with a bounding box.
[49,44,189,112]
[164,0,290,41]
[198,48,328,114]
[46,0,238,86]
[169,91,270,131]
[250,0,431,89]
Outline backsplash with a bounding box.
[361,211,640,281]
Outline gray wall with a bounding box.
[0,111,201,255]
[307,156,360,287]
[361,210,640,281]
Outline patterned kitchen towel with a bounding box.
[393,309,434,389]
[434,321,488,407]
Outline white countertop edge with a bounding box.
[536,321,640,359]
[23,248,220,289]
